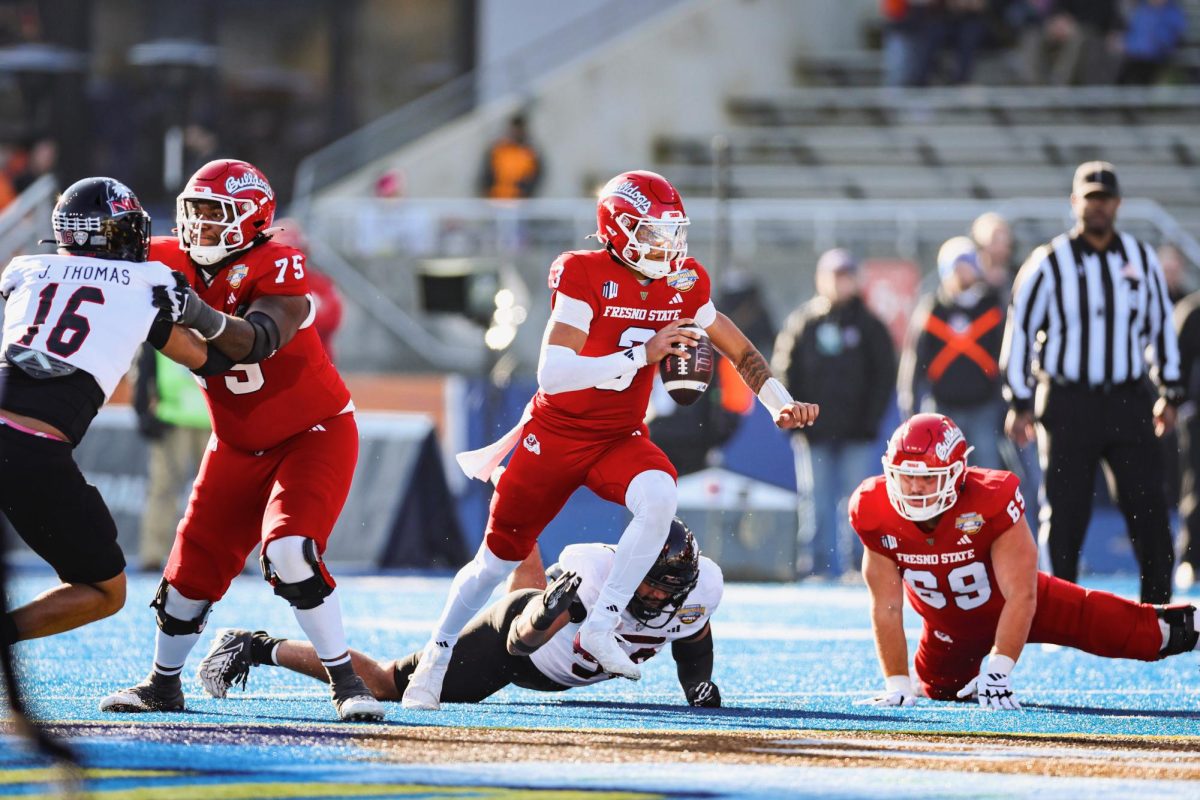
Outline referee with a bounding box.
[1000,161,1183,604]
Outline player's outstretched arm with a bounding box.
[536,318,698,395]
[704,312,817,429]
[157,324,209,370]
[858,548,915,707]
[153,271,308,363]
[672,622,720,708]
[958,517,1037,711]
[505,570,581,656]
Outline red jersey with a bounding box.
[850,467,1027,639]
[149,236,352,452]
[532,250,713,438]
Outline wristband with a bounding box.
[982,654,1015,674]
[756,377,794,418]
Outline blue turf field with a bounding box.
[3,569,1199,798]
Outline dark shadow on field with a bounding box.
[1022,702,1200,720]
[477,699,928,726]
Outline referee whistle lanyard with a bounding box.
[924,307,1003,382]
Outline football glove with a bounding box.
[152,271,227,339]
[529,570,581,631]
[956,654,1020,710]
[857,674,917,707]
[685,680,721,708]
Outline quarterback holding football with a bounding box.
[851,413,1197,710]
[403,170,818,710]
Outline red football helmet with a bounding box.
[595,170,689,280]
[176,159,277,266]
[882,413,974,522]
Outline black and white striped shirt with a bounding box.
[1001,230,1181,411]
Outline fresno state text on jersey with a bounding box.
[850,467,1026,638]
[149,236,351,452]
[534,250,713,437]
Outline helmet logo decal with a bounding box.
[934,426,965,462]
[225,172,274,199]
[610,181,652,214]
[107,196,140,215]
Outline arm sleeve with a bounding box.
[537,343,648,395]
[549,292,594,333]
[671,623,714,688]
[694,300,717,329]
[1001,248,1051,412]
[145,313,173,350]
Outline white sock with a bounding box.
[153,586,210,675]
[292,590,351,667]
[587,470,677,630]
[430,542,519,647]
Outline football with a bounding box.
[659,327,715,405]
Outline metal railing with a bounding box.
[0,175,57,267]
[306,195,1200,372]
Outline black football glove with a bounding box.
[135,412,170,440]
[152,271,226,339]
[685,680,721,708]
[529,570,582,631]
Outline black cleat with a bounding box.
[100,675,185,713]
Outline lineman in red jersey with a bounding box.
[851,413,1198,710]
[402,170,819,710]
[101,159,383,721]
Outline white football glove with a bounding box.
[956,654,1021,710]
[857,674,917,707]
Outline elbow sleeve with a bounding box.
[238,311,281,364]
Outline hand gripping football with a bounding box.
[659,327,714,406]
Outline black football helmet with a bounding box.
[628,517,701,627]
[51,177,151,262]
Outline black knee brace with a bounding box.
[259,539,335,610]
[1157,604,1199,656]
[150,579,212,636]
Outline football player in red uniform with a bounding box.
[851,413,1197,710]
[100,160,383,721]
[402,170,819,710]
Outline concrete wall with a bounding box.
[324,0,857,201]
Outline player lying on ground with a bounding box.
[851,413,1198,710]
[196,518,724,708]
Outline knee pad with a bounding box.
[260,537,335,610]
[1157,604,1198,656]
[150,579,212,636]
[625,470,678,524]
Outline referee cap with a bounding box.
[1073,161,1120,197]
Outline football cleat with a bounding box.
[576,623,641,681]
[401,640,453,710]
[197,628,254,699]
[331,674,385,722]
[99,675,185,713]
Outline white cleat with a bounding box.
[333,679,386,722]
[576,623,641,681]
[401,640,453,710]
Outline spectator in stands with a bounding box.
[899,237,1006,470]
[939,0,990,85]
[11,137,57,193]
[971,211,1015,298]
[1158,242,1192,304]
[132,346,211,572]
[1013,0,1123,85]
[881,0,944,87]
[1174,287,1200,590]
[1117,0,1188,85]
[773,249,896,578]
[479,113,542,200]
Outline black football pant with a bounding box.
[1036,381,1173,604]
[1176,411,1200,571]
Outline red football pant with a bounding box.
[164,412,358,602]
[915,572,1164,700]
[485,418,677,561]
